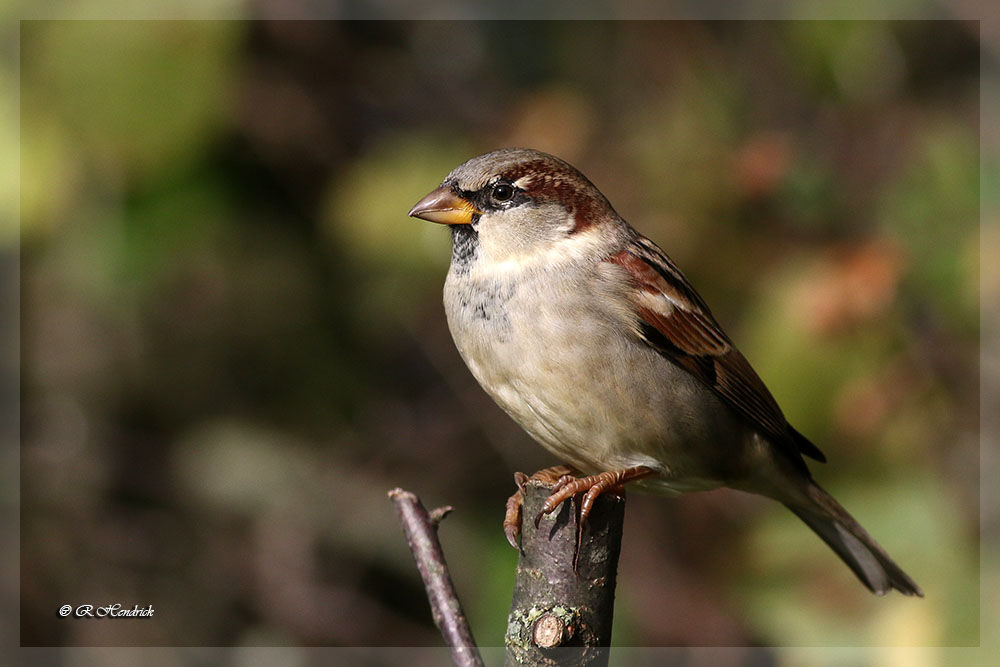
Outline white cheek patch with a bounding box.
[469,220,603,279]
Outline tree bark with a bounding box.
[504,480,626,666]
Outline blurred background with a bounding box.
[13,17,989,662]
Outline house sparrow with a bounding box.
[408,148,922,596]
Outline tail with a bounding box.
[784,482,923,597]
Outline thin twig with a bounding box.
[388,488,485,667]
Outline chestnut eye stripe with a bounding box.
[460,179,531,213]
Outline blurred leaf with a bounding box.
[778,156,839,233]
[784,22,905,103]
[21,20,242,184]
[741,251,903,442]
[322,133,471,327]
[878,123,979,332]
[118,168,229,290]
[0,65,18,246]
[18,111,83,242]
[627,70,742,227]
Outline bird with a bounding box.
[407,148,922,596]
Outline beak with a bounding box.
[408,186,479,225]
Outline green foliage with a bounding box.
[22,20,241,181]
[880,123,980,332]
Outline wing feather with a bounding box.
[606,238,826,464]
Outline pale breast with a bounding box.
[443,256,752,492]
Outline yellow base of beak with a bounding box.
[408,186,480,225]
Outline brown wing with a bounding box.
[606,235,826,464]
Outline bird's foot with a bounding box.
[503,465,577,549]
[533,466,657,529]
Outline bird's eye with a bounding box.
[491,182,515,202]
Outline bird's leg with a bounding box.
[503,472,530,549]
[503,465,577,549]
[534,466,657,529]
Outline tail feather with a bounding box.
[785,482,923,597]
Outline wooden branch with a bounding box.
[388,488,485,667]
[505,481,626,667]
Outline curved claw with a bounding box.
[504,512,522,549]
[503,472,530,549]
